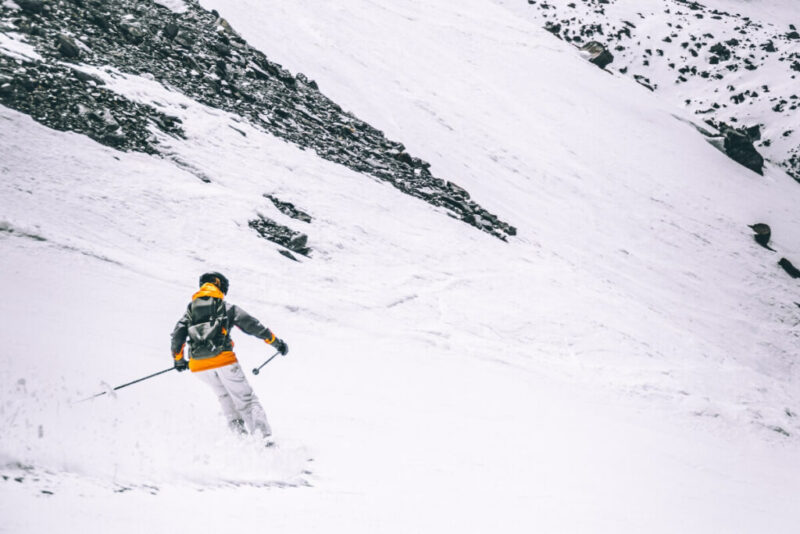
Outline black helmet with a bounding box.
[199,271,229,294]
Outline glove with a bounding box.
[272,338,289,356]
[174,357,189,372]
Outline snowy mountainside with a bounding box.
[507,0,800,180]
[2,0,800,532]
[0,0,514,240]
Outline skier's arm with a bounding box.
[170,309,191,356]
[228,304,276,342]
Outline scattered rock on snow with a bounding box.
[778,258,800,279]
[524,0,800,181]
[723,127,764,174]
[579,41,615,68]
[708,42,731,62]
[249,215,311,257]
[264,194,313,223]
[749,223,773,250]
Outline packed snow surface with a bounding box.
[2,0,800,532]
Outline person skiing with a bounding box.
[170,272,289,439]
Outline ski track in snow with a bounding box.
[2,0,800,531]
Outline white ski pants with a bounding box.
[196,362,272,437]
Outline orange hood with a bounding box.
[193,283,225,300]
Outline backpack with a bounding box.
[186,295,230,358]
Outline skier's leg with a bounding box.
[217,363,272,437]
[195,368,244,430]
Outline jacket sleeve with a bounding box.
[228,304,276,342]
[170,307,192,356]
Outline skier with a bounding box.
[170,272,289,439]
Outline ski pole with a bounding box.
[252,351,280,376]
[78,367,176,402]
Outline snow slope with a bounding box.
[2,0,800,532]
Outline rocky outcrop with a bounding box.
[249,215,311,260]
[723,127,764,175]
[0,53,185,153]
[695,120,768,175]
[264,194,313,224]
[0,0,515,240]
[778,258,800,279]
[749,223,773,250]
[579,41,614,69]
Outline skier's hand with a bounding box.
[273,338,289,356]
[174,357,189,372]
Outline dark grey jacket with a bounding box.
[170,302,275,356]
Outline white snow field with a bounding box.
[2,0,800,532]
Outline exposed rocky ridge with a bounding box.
[0,50,185,152]
[248,194,313,261]
[522,0,800,181]
[264,194,313,224]
[248,214,310,261]
[0,0,515,240]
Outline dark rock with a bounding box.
[90,13,110,31]
[71,68,105,85]
[545,22,562,37]
[264,194,312,223]
[19,75,36,92]
[633,74,655,91]
[749,223,773,250]
[723,128,764,174]
[119,21,146,45]
[214,60,227,78]
[15,0,45,15]
[446,181,470,200]
[249,215,311,256]
[744,126,761,141]
[778,258,800,279]
[579,41,614,68]
[786,31,800,40]
[212,41,231,57]
[296,73,318,90]
[709,42,731,61]
[278,250,299,262]
[770,426,790,437]
[163,23,179,40]
[0,80,12,96]
[288,233,308,252]
[102,130,128,147]
[56,34,80,58]
[174,31,196,48]
[394,151,414,165]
